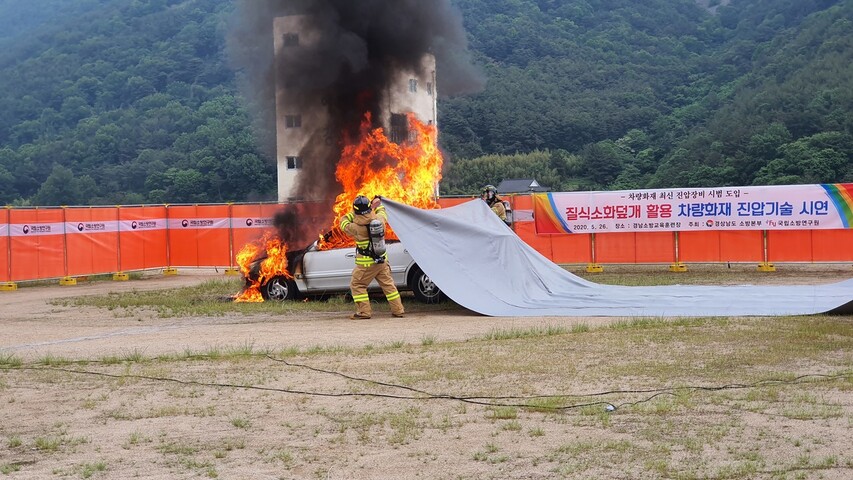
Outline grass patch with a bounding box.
[51,279,458,318]
[76,461,107,479]
[0,354,22,368]
[483,324,567,340]
[0,463,21,474]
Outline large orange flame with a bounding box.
[233,232,292,303]
[319,112,443,249]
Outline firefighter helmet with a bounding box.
[353,195,371,214]
[481,184,498,200]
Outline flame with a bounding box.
[233,232,292,303]
[319,112,443,250]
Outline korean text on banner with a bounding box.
[534,183,853,234]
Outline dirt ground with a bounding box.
[1,266,852,479]
[0,269,616,361]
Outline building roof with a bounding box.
[497,178,550,193]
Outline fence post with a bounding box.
[225,203,239,275]
[1,206,16,290]
[59,206,77,286]
[669,231,688,272]
[758,230,776,271]
[163,204,178,276]
[586,232,603,273]
[112,205,129,281]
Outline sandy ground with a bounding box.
[0,269,618,362]
[1,267,852,479]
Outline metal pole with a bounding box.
[58,206,77,285]
[163,204,177,275]
[586,232,603,272]
[62,207,69,277]
[225,203,238,275]
[758,230,776,271]
[669,231,687,272]
[5,206,12,284]
[112,206,128,280]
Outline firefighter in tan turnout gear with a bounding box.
[339,195,405,319]
[481,184,509,225]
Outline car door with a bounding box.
[300,243,355,293]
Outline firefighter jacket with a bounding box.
[339,206,389,266]
[488,198,508,223]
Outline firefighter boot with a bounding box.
[351,301,372,320]
[389,297,405,318]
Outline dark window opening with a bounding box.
[285,115,301,128]
[408,79,417,93]
[390,113,409,144]
[283,33,299,47]
[286,156,302,170]
[426,82,433,95]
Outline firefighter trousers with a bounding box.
[349,262,404,317]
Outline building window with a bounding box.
[286,156,302,170]
[283,33,299,47]
[408,79,417,93]
[426,82,433,95]
[390,113,408,144]
[285,115,301,128]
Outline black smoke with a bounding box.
[227,0,483,246]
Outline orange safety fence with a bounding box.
[119,206,168,272]
[1,208,10,282]
[771,229,853,263]
[166,204,231,268]
[9,208,65,281]
[3,197,853,284]
[64,207,120,277]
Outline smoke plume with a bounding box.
[227,0,484,246]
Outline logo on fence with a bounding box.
[182,219,189,228]
[20,224,50,234]
[245,218,273,227]
[132,221,138,229]
[77,223,85,232]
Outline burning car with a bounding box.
[244,235,444,304]
[234,112,447,305]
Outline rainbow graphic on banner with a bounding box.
[822,183,853,228]
[533,193,572,234]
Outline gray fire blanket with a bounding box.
[383,198,853,317]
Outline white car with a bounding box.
[251,239,445,303]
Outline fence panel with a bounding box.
[1,209,9,282]
[9,208,65,281]
[166,205,231,267]
[549,235,592,263]
[65,207,119,276]
[812,229,853,262]
[768,230,814,262]
[119,206,168,271]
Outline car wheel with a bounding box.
[408,265,445,304]
[261,276,299,301]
